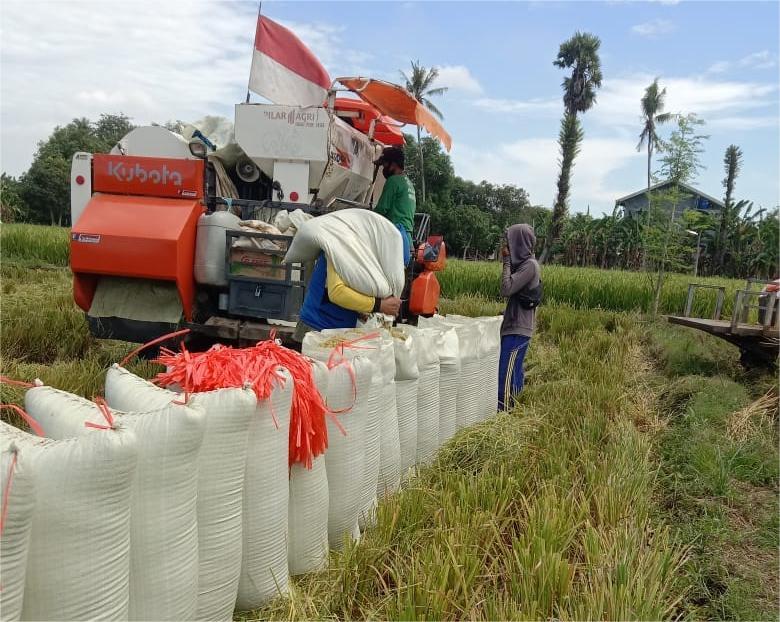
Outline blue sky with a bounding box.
[2,1,778,215]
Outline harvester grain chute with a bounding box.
[69,78,452,347]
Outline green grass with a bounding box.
[440,258,745,317]
[1,223,70,267]
[250,308,687,620]
[648,326,779,620]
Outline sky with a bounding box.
[1,0,778,215]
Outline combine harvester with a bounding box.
[69,77,451,347]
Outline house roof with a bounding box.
[615,180,725,208]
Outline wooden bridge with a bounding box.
[667,278,779,367]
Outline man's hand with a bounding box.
[379,296,402,317]
[501,243,510,258]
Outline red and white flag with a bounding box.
[248,15,331,107]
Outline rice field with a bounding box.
[1,223,776,620]
[440,258,745,317]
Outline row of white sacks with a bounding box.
[0,315,500,621]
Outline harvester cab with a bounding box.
[69,77,452,347]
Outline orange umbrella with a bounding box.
[335,77,452,151]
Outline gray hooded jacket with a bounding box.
[500,224,540,338]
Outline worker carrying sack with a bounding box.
[25,386,205,622]
[284,208,405,298]
[0,418,137,622]
[105,365,256,622]
[0,444,35,622]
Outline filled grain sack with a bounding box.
[284,208,405,297]
[237,368,294,610]
[479,316,502,419]
[402,326,441,465]
[288,360,330,576]
[417,318,461,446]
[302,331,374,549]
[105,365,255,622]
[419,316,482,430]
[321,328,383,529]
[25,386,205,621]
[0,419,136,621]
[0,445,35,622]
[441,315,502,420]
[376,330,401,497]
[391,328,419,472]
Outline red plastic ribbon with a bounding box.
[84,397,115,431]
[119,328,191,368]
[0,404,43,437]
[0,376,35,389]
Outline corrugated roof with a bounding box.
[615,180,725,208]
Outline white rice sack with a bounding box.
[392,329,419,472]
[479,316,502,419]
[0,445,35,622]
[419,316,482,430]
[376,331,401,497]
[288,360,330,576]
[435,325,460,446]
[26,386,205,621]
[237,368,294,610]
[0,420,136,622]
[284,208,405,297]
[105,365,255,622]
[403,326,441,465]
[302,332,374,550]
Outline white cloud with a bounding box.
[590,74,778,129]
[631,18,676,37]
[473,97,559,113]
[708,116,779,130]
[0,2,375,177]
[434,65,483,94]
[452,137,644,212]
[707,50,777,74]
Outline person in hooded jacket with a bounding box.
[498,223,541,410]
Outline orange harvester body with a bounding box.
[70,155,205,320]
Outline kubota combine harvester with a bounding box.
[69,78,452,346]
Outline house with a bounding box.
[615,180,724,220]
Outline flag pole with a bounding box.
[246,1,262,103]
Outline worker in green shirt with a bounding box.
[373,146,415,264]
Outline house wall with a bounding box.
[621,191,721,220]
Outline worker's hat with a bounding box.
[373,146,405,168]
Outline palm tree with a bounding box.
[400,60,448,203]
[637,78,674,189]
[540,32,602,264]
[716,144,744,270]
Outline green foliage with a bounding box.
[655,113,709,185]
[439,258,743,316]
[553,31,603,116]
[1,173,26,222]
[14,113,134,226]
[1,223,70,265]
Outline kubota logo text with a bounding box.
[107,161,183,186]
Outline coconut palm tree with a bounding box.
[637,78,674,188]
[400,60,448,203]
[540,32,602,264]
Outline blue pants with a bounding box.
[498,335,531,411]
[397,223,412,266]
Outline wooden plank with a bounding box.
[667,316,732,334]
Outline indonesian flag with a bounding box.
[248,15,332,107]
